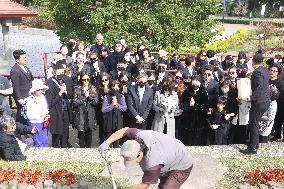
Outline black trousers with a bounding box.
[78,128,93,148]
[248,101,270,149]
[272,101,284,139]
[229,124,248,144]
[51,110,69,148]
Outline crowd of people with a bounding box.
[0,33,284,160]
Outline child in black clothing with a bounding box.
[209,96,234,145]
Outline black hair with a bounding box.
[60,44,68,50]
[13,49,26,60]
[217,96,227,105]
[206,50,215,58]
[269,63,281,76]
[78,71,92,86]
[266,58,275,66]
[185,56,195,66]
[238,51,247,60]
[141,48,151,59]
[252,53,264,64]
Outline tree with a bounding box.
[36,0,222,50]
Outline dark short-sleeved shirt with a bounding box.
[125,128,193,184]
[0,76,11,104]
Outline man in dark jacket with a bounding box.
[127,73,153,129]
[241,53,271,155]
[10,50,33,124]
[0,115,37,161]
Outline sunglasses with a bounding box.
[175,76,183,80]
[203,73,212,76]
[102,79,109,82]
[229,71,236,74]
[82,78,90,82]
[269,70,278,73]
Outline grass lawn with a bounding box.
[218,156,284,189]
[228,29,284,53]
[0,160,132,188]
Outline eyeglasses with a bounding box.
[269,70,278,73]
[82,79,90,82]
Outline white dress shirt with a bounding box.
[137,86,145,103]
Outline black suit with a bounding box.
[201,79,219,109]
[127,85,153,129]
[249,66,270,149]
[10,64,33,123]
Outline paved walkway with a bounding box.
[0,26,61,75]
[214,23,256,41]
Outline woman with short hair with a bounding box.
[22,79,49,147]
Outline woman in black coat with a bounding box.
[72,72,98,148]
[45,63,73,148]
[180,78,209,146]
[101,80,127,147]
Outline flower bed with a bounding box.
[245,168,284,186]
[0,166,76,188]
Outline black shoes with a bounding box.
[240,147,257,155]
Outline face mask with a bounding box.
[193,85,199,90]
[172,57,179,64]
[157,67,165,73]
[120,80,128,85]
[55,74,64,81]
[90,58,98,63]
[175,78,181,83]
[138,82,146,88]
[117,67,125,71]
[184,82,190,86]
[68,41,76,48]
[125,55,131,62]
[221,87,229,94]
[214,67,219,71]
[147,80,155,85]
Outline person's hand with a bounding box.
[189,97,195,106]
[136,116,144,124]
[112,96,118,106]
[31,126,38,134]
[210,124,219,129]
[18,99,24,105]
[85,90,90,97]
[59,83,67,95]
[44,112,50,120]
[98,141,110,152]
[207,108,212,115]
[225,114,230,120]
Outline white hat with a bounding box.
[29,79,49,95]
